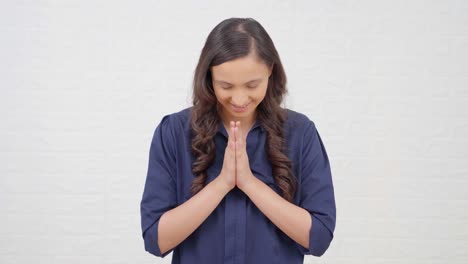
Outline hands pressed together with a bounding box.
[220,121,255,192]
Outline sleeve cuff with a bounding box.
[143,219,173,258]
[295,214,334,257]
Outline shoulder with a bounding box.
[154,106,192,138]
[160,106,191,125]
[284,108,316,135]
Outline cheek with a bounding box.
[214,89,229,102]
[254,85,268,98]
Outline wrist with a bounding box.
[214,176,232,196]
[238,173,256,193]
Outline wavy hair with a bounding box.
[189,17,297,202]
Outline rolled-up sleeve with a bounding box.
[295,119,336,257]
[140,115,178,258]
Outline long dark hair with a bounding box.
[190,17,297,202]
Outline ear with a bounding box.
[268,64,273,77]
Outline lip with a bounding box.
[231,103,250,112]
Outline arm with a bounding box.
[241,175,312,249]
[293,120,336,256]
[158,176,231,255]
[240,119,336,257]
[141,115,230,258]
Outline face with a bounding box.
[211,53,272,125]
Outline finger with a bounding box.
[233,126,239,157]
[233,125,237,148]
[234,126,240,156]
[238,126,243,150]
[231,124,237,157]
[226,121,233,138]
[227,121,234,150]
[233,121,238,140]
[234,121,240,141]
[237,121,244,149]
[231,121,237,150]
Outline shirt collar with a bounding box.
[217,118,264,138]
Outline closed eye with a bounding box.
[219,84,258,89]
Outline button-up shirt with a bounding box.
[140,106,336,263]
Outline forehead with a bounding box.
[211,55,269,82]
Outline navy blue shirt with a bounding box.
[140,107,336,263]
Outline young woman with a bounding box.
[140,17,336,263]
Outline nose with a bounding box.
[231,93,249,107]
[231,99,249,107]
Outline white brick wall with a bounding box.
[1,0,467,263]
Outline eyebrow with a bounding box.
[214,78,262,85]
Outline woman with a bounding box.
[140,17,336,263]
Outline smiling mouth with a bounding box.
[232,103,248,108]
[231,102,250,112]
